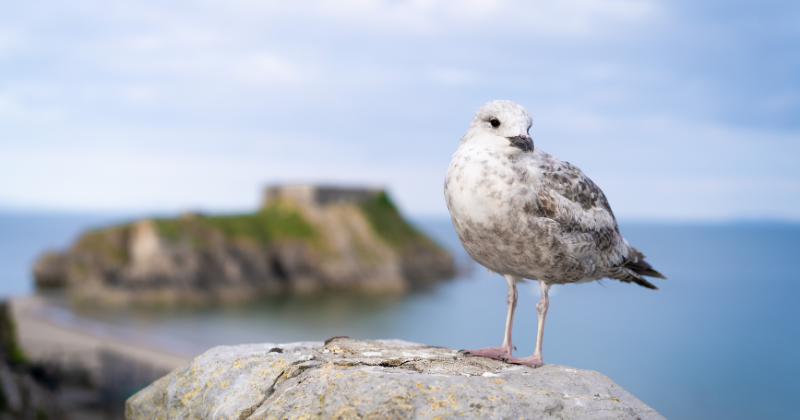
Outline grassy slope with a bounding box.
[358,192,445,254]
[153,200,316,246]
[72,225,130,264]
[70,192,444,259]
[68,200,317,267]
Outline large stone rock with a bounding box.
[126,338,663,420]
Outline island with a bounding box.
[32,186,455,305]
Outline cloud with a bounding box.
[221,0,658,37]
[426,68,479,86]
[0,0,798,221]
[0,93,63,122]
[232,53,315,86]
[0,28,24,58]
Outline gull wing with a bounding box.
[529,150,665,288]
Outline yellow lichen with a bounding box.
[427,394,457,412]
[180,387,200,406]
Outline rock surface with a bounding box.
[126,337,664,420]
[32,186,455,305]
[0,301,63,420]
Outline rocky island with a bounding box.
[33,186,455,305]
[126,337,664,420]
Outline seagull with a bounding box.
[445,100,665,367]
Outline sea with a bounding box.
[1,211,799,420]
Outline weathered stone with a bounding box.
[126,338,663,420]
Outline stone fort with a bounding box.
[262,185,382,208]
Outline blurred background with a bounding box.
[1,1,799,419]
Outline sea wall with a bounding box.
[126,337,664,420]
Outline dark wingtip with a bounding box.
[642,269,668,279]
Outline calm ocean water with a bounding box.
[1,212,799,419]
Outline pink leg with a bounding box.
[505,281,550,368]
[461,275,519,361]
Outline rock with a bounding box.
[126,337,664,420]
[0,301,64,420]
[0,363,64,420]
[32,251,69,289]
[32,186,455,305]
[0,302,25,366]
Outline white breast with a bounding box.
[445,146,537,225]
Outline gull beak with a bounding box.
[509,135,534,153]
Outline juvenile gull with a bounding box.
[444,100,666,367]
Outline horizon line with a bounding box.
[1,205,799,226]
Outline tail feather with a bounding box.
[614,269,659,290]
[627,259,667,279]
[625,247,667,278]
[612,247,667,289]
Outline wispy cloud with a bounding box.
[0,93,63,121]
[219,0,658,36]
[232,53,316,86]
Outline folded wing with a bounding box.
[530,150,665,288]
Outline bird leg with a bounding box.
[505,281,550,368]
[461,275,519,361]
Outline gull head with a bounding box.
[463,100,533,155]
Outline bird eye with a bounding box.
[490,119,500,128]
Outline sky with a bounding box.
[0,0,798,220]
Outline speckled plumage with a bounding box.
[445,100,664,367]
[445,101,663,288]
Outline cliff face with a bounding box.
[33,187,455,305]
[126,337,664,420]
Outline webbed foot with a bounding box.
[459,346,513,361]
[503,355,544,368]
